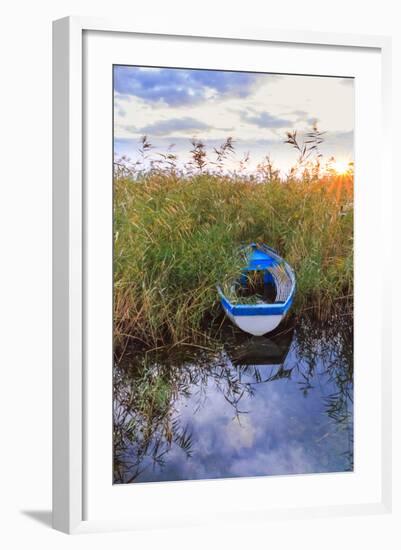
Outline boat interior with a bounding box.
[236,264,294,305]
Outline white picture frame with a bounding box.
[52,16,392,534]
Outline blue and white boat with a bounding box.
[217,243,296,336]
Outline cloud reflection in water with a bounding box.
[114,317,353,484]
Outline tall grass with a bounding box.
[114,134,353,352]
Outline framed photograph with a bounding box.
[52,17,392,534]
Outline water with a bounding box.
[114,314,353,484]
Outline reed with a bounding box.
[114,135,353,352]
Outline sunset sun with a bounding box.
[332,159,350,175]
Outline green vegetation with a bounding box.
[114,134,353,352]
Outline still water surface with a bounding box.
[114,315,353,483]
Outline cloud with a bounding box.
[225,416,257,450]
[291,109,309,118]
[124,117,212,136]
[228,445,318,477]
[287,110,319,126]
[320,130,354,155]
[189,70,259,97]
[113,66,264,106]
[241,110,293,129]
[114,98,127,118]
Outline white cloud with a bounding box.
[114,70,354,173]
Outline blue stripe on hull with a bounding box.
[221,297,292,317]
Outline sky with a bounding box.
[113,65,354,175]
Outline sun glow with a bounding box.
[332,159,351,175]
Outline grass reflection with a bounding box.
[114,312,353,483]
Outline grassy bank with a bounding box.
[114,156,353,352]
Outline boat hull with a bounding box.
[217,243,296,337]
[223,304,284,336]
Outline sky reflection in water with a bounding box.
[114,317,353,483]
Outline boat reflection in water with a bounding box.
[223,325,295,387]
[226,323,293,362]
[114,314,353,484]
